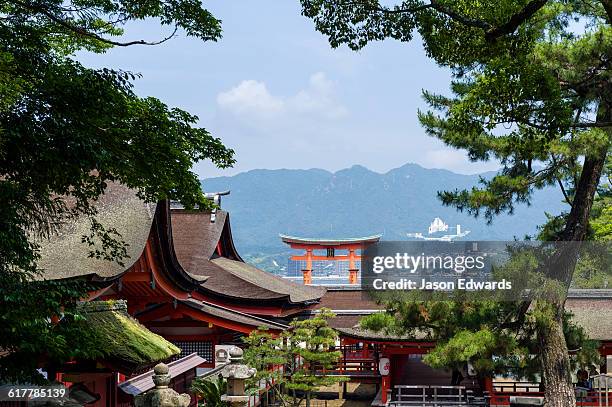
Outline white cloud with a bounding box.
[216,80,283,117]
[216,72,348,121]
[289,72,349,119]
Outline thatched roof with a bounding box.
[171,210,232,279]
[565,297,612,341]
[78,300,180,371]
[207,258,325,303]
[170,209,325,305]
[37,183,154,280]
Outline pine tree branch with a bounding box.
[363,0,491,30]
[429,0,491,30]
[551,155,573,208]
[571,121,612,128]
[601,0,612,23]
[484,0,549,41]
[357,0,549,40]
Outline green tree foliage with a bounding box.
[301,1,610,405]
[361,295,600,384]
[590,160,612,241]
[243,327,287,402]
[243,310,346,407]
[538,160,611,288]
[284,309,347,407]
[191,375,229,407]
[1,0,234,382]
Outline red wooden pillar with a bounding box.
[381,375,390,404]
[348,248,358,284]
[303,249,313,285]
[484,376,494,395]
[380,347,391,404]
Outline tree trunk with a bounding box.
[539,305,577,407]
[540,102,610,407]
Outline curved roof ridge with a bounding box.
[280,234,382,245]
[195,298,289,330]
[180,298,289,330]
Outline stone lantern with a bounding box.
[220,346,256,407]
[134,363,191,407]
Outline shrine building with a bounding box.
[33,183,324,406]
[281,236,612,406]
[13,183,612,407]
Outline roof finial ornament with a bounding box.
[169,190,230,215]
[204,190,230,223]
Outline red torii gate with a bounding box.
[280,234,382,284]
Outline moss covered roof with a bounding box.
[79,300,180,371]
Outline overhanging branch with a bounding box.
[14,0,178,47]
[571,121,612,128]
[484,0,548,41]
[357,0,549,41]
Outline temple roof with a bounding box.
[180,299,290,330]
[208,258,325,303]
[336,326,430,342]
[33,184,323,307]
[170,209,325,305]
[170,209,238,280]
[280,234,382,246]
[36,183,155,280]
[78,300,180,371]
[565,297,612,341]
[317,289,612,342]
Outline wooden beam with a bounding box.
[177,304,281,334]
[121,272,151,282]
[290,255,361,261]
[136,303,173,323]
[145,241,189,300]
[189,292,285,316]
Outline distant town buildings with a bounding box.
[407,217,471,241]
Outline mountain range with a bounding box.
[202,163,566,272]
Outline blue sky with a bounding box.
[77,1,501,178]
